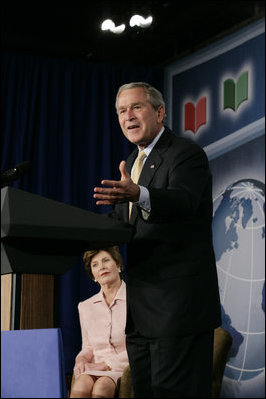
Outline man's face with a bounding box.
[117,87,165,149]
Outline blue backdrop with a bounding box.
[1,53,164,373]
[165,19,265,398]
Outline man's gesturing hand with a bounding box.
[93,161,140,205]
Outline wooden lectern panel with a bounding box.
[20,274,54,329]
[1,273,54,330]
[1,274,12,330]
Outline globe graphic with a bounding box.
[212,179,265,388]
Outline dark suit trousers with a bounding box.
[126,330,214,398]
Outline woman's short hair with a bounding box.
[115,82,165,112]
[83,246,123,280]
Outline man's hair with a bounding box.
[83,246,123,280]
[115,82,165,112]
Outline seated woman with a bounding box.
[70,246,128,398]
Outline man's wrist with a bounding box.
[132,184,140,202]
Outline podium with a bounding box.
[1,186,134,330]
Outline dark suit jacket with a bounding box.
[111,127,221,338]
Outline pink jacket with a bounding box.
[76,281,128,375]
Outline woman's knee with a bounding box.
[92,376,116,398]
[70,374,95,398]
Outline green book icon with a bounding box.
[223,71,248,111]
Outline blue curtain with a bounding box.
[1,53,164,373]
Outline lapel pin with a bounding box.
[150,164,155,169]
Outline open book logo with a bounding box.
[184,96,207,134]
[223,71,248,111]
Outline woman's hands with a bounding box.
[74,357,111,377]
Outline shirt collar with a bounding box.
[137,126,165,158]
[92,280,126,303]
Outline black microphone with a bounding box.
[1,161,32,188]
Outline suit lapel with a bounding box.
[139,127,172,186]
[126,149,138,174]
[128,128,173,223]
[138,151,162,187]
[125,150,138,223]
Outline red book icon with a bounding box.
[184,96,207,133]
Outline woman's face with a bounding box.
[90,250,120,286]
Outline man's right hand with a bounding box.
[93,161,140,205]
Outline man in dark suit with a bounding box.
[94,82,221,397]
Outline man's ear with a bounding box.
[157,105,165,122]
